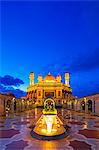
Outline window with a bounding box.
[45,92,54,98]
[58,91,61,96]
[38,91,41,96]
[58,100,61,103]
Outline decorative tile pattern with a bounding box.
[0,109,99,150]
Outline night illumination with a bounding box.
[33,98,66,136]
[0,1,99,149]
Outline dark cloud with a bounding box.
[72,81,99,97]
[0,75,26,98]
[0,84,26,98]
[42,48,99,75]
[40,48,99,97]
[0,75,24,86]
[7,88,26,98]
[0,84,6,92]
[70,48,99,72]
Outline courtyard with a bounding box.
[0,108,99,150]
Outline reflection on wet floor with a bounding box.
[0,108,99,150]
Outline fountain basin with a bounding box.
[33,115,66,136]
[30,98,71,140]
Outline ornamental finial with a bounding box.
[48,72,50,75]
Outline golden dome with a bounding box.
[44,72,55,81]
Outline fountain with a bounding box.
[31,98,70,140]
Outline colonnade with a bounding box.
[66,94,99,116]
[0,97,36,116]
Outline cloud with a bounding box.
[70,48,99,72]
[0,84,6,92]
[0,84,26,98]
[72,81,99,97]
[42,48,99,75]
[40,48,99,97]
[0,75,26,98]
[0,75,24,86]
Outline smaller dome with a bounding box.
[44,73,55,81]
[30,72,34,74]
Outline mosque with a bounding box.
[0,72,99,116]
[26,72,73,106]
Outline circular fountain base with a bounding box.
[34,124,66,136]
[30,125,71,140]
[30,99,71,140]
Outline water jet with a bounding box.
[31,98,70,140]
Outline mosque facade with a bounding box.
[0,73,99,116]
[26,72,73,106]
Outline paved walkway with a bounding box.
[0,108,99,150]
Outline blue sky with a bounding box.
[1,1,99,97]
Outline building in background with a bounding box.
[1,74,99,116]
[0,93,30,115]
[27,72,73,106]
[68,93,99,116]
[0,93,15,115]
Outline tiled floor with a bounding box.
[0,108,99,150]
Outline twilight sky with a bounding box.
[1,1,99,97]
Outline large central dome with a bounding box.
[44,72,56,82]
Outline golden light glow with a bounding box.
[34,114,66,136]
[33,98,66,136]
[27,72,72,106]
[44,115,55,133]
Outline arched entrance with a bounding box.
[6,100,11,112]
[58,100,61,104]
[44,98,55,111]
[14,100,16,111]
[81,101,85,111]
[71,102,74,109]
[88,100,92,112]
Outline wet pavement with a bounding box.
[0,108,99,150]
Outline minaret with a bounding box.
[65,72,70,87]
[56,74,61,82]
[38,74,42,82]
[29,72,34,86]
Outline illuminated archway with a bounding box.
[71,102,74,109]
[6,100,11,108]
[81,101,85,111]
[44,98,55,110]
[88,100,92,112]
[6,99,12,112]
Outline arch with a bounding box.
[14,100,16,111]
[81,101,85,111]
[44,98,55,110]
[7,99,11,106]
[6,99,11,112]
[88,99,92,112]
[71,102,74,109]
[58,100,61,104]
